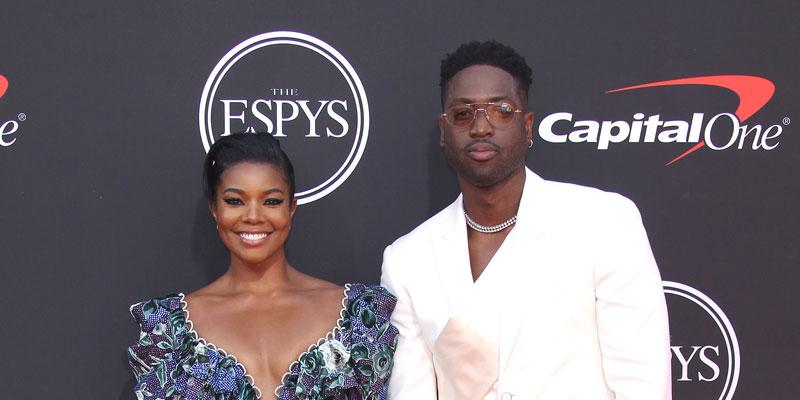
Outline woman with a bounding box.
[127,133,398,399]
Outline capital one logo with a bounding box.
[663,281,740,400]
[0,74,26,147]
[199,31,369,204]
[539,75,787,165]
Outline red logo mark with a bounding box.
[607,75,775,165]
[0,74,8,99]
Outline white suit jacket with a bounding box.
[380,168,671,400]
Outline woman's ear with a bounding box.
[208,201,218,227]
[290,198,298,217]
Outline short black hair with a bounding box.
[202,132,295,202]
[440,40,533,107]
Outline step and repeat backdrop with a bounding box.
[1,1,797,399]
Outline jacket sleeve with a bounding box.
[380,244,439,400]
[593,195,672,400]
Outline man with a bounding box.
[380,40,671,399]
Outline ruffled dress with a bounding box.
[127,283,398,399]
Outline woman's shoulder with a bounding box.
[339,284,398,395]
[128,293,185,329]
[340,283,398,343]
[129,292,183,309]
[126,293,194,395]
[343,283,397,311]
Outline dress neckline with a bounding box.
[178,283,352,399]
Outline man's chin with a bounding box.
[458,165,523,189]
[459,169,504,188]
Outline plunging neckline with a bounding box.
[178,284,351,399]
[471,227,516,286]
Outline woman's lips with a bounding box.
[238,232,270,245]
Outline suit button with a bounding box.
[501,393,514,400]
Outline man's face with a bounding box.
[439,64,533,188]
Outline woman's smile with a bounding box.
[237,231,271,245]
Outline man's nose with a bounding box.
[470,109,494,137]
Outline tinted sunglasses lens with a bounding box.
[488,104,516,126]
[449,107,474,127]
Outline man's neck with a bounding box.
[459,167,526,225]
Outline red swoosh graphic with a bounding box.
[607,75,775,165]
[0,75,8,99]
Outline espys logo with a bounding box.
[663,281,740,400]
[0,74,26,147]
[539,75,788,165]
[199,31,369,204]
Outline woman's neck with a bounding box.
[220,251,295,294]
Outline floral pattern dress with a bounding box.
[127,283,398,400]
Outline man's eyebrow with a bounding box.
[448,95,513,105]
[487,96,512,103]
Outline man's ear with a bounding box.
[524,111,534,143]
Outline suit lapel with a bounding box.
[498,168,552,375]
[432,194,473,315]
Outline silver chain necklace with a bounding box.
[464,210,517,234]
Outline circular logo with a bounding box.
[663,281,740,400]
[199,31,369,204]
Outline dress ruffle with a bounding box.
[127,284,398,400]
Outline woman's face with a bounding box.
[210,162,297,267]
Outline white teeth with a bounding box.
[240,232,268,240]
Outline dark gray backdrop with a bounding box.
[0,1,797,398]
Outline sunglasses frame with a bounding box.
[441,102,524,128]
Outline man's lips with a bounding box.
[466,142,498,161]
